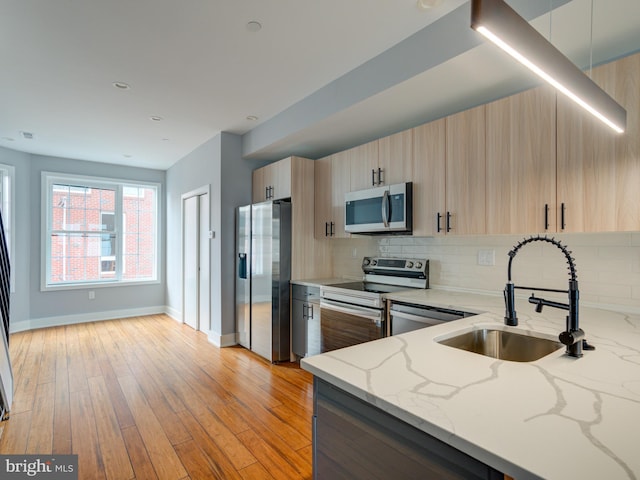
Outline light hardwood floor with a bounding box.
[0,314,314,479]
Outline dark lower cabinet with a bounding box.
[313,378,504,480]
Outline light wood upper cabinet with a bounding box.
[290,157,331,279]
[252,167,265,202]
[412,119,446,236]
[557,52,640,233]
[314,155,333,239]
[445,105,486,235]
[252,156,331,279]
[486,85,557,234]
[348,140,379,191]
[378,130,413,186]
[315,153,351,239]
[252,156,292,202]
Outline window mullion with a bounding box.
[115,184,123,282]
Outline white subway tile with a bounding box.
[332,233,640,309]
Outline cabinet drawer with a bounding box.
[292,284,320,301]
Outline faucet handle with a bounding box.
[529,294,544,313]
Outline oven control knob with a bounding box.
[370,259,377,266]
[406,261,414,268]
[415,262,423,269]
[363,258,370,266]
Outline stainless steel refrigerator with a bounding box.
[236,200,292,362]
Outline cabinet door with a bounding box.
[315,156,333,239]
[412,119,446,236]
[331,152,351,238]
[252,167,267,203]
[348,140,379,191]
[445,105,486,235]
[557,52,640,232]
[486,85,557,234]
[378,130,413,186]
[271,156,292,200]
[292,298,306,357]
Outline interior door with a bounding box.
[183,196,199,329]
[183,191,210,331]
[198,193,210,331]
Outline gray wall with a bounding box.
[166,132,254,345]
[0,146,166,331]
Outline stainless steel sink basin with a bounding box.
[437,328,563,362]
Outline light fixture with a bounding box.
[112,81,130,90]
[150,116,163,122]
[416,0,443,10]
[246,115,258,121]
[246,21,262,32]
[471,0,626,133]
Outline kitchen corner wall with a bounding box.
[331,233,640,312]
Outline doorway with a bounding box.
[182,187,210,331]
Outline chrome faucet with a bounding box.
[503,235,594,358]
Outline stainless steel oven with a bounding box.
[319,299,385,352]
[319,257,428,353]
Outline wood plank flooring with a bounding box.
[0,314,314,479]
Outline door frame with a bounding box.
[181,185,211,331]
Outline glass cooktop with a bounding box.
[325,281,410,295]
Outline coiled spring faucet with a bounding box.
[504,235,594,358]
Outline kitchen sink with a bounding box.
[436,327,563,362]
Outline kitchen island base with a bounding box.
[313,377,504,480]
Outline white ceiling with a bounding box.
[1,0,639,170]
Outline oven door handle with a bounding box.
[320,299,383,325]
[390,309,446,325]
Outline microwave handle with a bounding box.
[382,189,389,227]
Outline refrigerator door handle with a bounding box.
[238,253,248,279]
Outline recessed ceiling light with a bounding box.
[123,154,132,158]
[150,116,163,122]
[246,115,258,121]
[246,21,262,32]
[161,138,170,142]
[112,81,130,90]
[21,131,34,139]
[2,137,14,142]
[417,0,443,9]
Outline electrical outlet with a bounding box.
[477,249,495,266]
[88,290,95,300]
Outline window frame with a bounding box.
[0,164,15,293]
[41,172,161,291]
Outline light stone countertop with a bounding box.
[301,288,640,480]
[290,278,356,288]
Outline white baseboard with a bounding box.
[10,306,167,333]
[11,305,245,349]
[164,305,182,323]
[207,331,237,348]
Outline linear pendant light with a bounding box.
[471,0,626,133]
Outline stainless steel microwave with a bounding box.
[344,182,412,234]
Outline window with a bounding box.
[43,173,159,289]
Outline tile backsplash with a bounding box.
[331,232,640,312]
